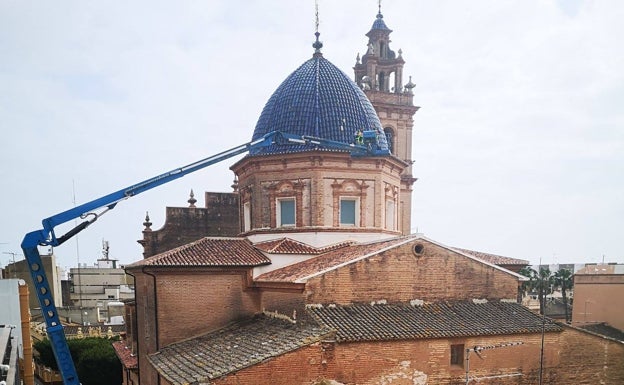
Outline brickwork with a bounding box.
[305,239,520,305]
[154,269,260,347]
[139,192,239,258]
[127,267,261,383]
[155,326,624,385]
[208,343,330,385]
[550,325,624,384]
[231,151,406,234]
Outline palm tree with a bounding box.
[535,267,554,315]
[554,268,573,323]
[519,266,537,297]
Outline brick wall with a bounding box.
[231,151,406,233]
[155,269,261,346]
[155,332,567,385]
[139,192,240,258]
[158,327,623,385]
[210,343,330,385]
[305,239,520,304]
[549,325,624,384]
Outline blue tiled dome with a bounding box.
[251,55,388,155]
[371,12,391,32]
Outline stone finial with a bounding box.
[398,48,403,58]
[404,75,416,94]
[143,211,152,231]
[356,52,361,64]
[188,189,197,207]
[231,177,239,192]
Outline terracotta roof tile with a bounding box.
[308,300,562,342]
[126,237,271,268]
[255,236,416,283]
[254,237,352,254]
[453,247,529,266]
[112,340,137,369]
[579,323,624,341]
[148,315,334,385]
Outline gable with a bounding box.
[300,238,523,304]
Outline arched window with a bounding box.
[378,72,385,91]
[384,127,394,154]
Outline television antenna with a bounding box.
[465,341,524,384]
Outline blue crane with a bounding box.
[20,130,388,384]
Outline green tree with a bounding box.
[536,267,554,315]
[519,266,554,315]
[554,268,573,323]
[519,266,536,296]
[33,337,122,385]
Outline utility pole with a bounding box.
[465,342,524,384]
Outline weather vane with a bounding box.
[315,0,320,33]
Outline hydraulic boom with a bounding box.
[21,129,387,384]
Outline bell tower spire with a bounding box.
[354,4,420,235]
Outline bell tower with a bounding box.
[354,5,419,235]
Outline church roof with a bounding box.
[255,236,415,283]
[125,237,271,268]
[308,300,562,342]
[370,11,392,32]
[148,314,334,385]
[147,301,562,383]
[452,247,529,266]
[251,55,388,155]
[253,237,352,254]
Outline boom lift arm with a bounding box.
[21,130,385,384]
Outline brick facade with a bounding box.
[138,192,239,258]
[155,326,624,385]
[304,239,520,305]
[231,151,407,236]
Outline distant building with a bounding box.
[4,253,62,310]
[66,256,134,309]
[572,263,624,331]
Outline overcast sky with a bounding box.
[1,1,622,271]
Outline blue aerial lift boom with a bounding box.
[20,130,388,384]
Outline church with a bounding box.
[113,6,624,385]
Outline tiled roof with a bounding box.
[148,315,334,385]
[579,323,624,342]
[453,247,529,266]
[370,12,392,32]
[253,238,352,254]
[308,300,562,342]
[251,55,388,155]
[255,236,416,283]
[126,237,271,268]
[112,340,137,369]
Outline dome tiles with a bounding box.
[251,55,389,155]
